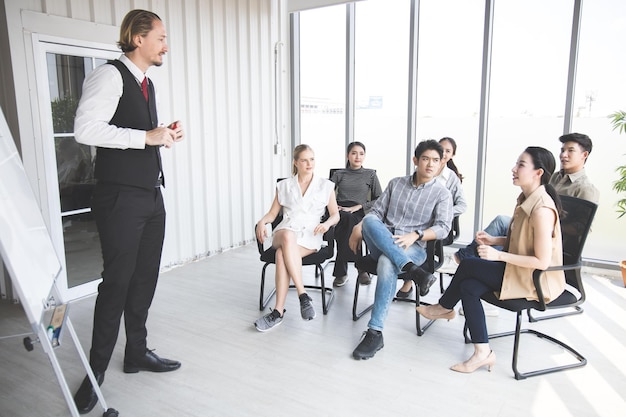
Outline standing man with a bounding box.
[73,9,183,414]
[349,140,453,360]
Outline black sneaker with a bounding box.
[254,309,284,332]
[352,329,384,360]
[399,264,437,296]
[299,293,316,320]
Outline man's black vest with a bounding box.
[93,59,162,189]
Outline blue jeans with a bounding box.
[361,215,426,331]
[455,215,511,261]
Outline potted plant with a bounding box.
[609,110,626,285]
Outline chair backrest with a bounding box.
[559,195,598,266]
[442,216,460,246]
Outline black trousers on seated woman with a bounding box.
[438,257,506,343]
[333,202,365,278]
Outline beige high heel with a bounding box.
[416,304,456,321]
[450,351,496,373]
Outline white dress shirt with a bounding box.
[74,54,155,150]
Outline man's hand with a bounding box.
[393,232,418,250]
[145,120,184,148]
[168,120,184,142]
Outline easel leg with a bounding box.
[65,319,118,415]
[38,322,81,417]
[38,318,118,416]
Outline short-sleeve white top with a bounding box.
[274,175,335,251]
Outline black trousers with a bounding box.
[89,183,166,372]
[439,257,505,344]
[332,205,365,277]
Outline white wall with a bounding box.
[0,0,292,269]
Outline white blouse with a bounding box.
[273,175,335,251]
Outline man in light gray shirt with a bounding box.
[349,139,453,360]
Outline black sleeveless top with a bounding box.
[93,59,163,189]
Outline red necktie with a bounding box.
[141,77,148,102]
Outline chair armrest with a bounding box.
[531,260,582,309]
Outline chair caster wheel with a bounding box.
[103,408,119,416]
[23,337,34,352]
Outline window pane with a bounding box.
[299,5,346,178]
[354,0,410,188]
[414,0,484,242]
[47,53,100,288]
[485,0,573,224]
[572,0,626,262]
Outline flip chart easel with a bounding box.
[0,110,118,416]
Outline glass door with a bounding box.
[33,39,120,301]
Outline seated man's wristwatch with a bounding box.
[415,230,424,241]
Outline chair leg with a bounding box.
[526,306,583,322]
[352,278,374,321]
[259,263,276,310]
[487,311,587,380]
[414,296,436,336]
[300,263,335,315]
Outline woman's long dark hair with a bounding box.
[440,137,463,182]
[525,146,562,215]
[345,141,366,168]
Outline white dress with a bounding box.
[273,175,335,251]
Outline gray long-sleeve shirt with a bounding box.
[368,173,453,248]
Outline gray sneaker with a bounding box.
[254,309,284,332]
[333,275,348,287]
[299,293,316,320]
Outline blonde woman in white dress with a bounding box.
[254,145,340,331]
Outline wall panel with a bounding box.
[1,0,287,276]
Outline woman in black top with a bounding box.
[330,142,383,287]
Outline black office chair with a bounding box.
[462,195,597,379]
[438,215,460,293]
[257,178,336,315]
[352,239,443,336]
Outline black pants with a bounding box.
[89,183,166,372]
[332,205,365,277]
[439,257,505,343]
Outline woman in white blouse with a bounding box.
[254,144,340,331]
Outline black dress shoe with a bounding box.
[123,350,181,373]
[399,264,437,296]
[73,371,105,414]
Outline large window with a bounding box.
[292,0,626,266]
[299,5,346,179]
[354,0,411,188]
[414,0,484,242]
[484,0,574,223]
[571,0,626,262]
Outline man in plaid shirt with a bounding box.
[349,139,453,360]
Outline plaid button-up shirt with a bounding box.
[368,173,453,247]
